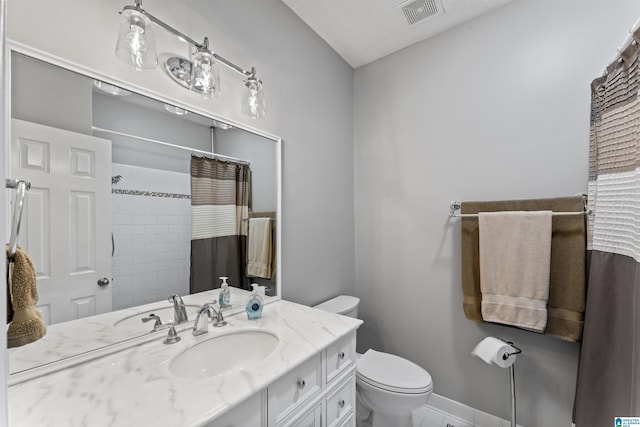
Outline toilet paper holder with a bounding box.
[500,340,521,361]
[473,337,522,427]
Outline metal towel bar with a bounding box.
[449,200,592,218]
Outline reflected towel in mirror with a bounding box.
[247,218,273,279]
[6,245,46,348]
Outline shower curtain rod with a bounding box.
[91,126,251,166]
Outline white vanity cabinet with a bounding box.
[274,331,357,427]
[210,391,267,427]
[215,331,357,427]
[8,300,362,427]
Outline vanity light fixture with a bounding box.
[115,6,157,70]
[190,38,220,98]
[241,69,266,119]
[115,0,266,117]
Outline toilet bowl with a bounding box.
[313,296,433,427]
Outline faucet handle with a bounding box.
[142,313,163,331]
[210,301,227,328]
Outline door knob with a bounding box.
[97,278,110,287]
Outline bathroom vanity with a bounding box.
[7,297,361,427]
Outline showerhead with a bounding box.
[112,175,123,185]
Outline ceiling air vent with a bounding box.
[398,0,444,26]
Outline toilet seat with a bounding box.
[356,349,433,395]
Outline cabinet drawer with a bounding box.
[326,333,355,385]
[326,375,355,427]
[269,354,322,425]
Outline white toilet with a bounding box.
[314,296,433,427]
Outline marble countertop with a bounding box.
[9,287,268,377]
[8,299,362,427]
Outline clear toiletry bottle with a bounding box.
[218,276,231,308]
[245,284,264,320]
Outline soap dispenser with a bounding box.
[218,276,231,308]
[245,284,264,320]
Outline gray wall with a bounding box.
[215,128,277,213]
[354,0,639,425]
[11,53,92,134]
[93,92,212,173]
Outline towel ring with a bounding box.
[6,179,31,259]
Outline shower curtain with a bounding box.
[190,156,251,293]
[574,28,640,426]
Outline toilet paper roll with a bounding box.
[471,337,517,368]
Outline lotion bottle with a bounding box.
[245,284,264,320]
[218,276,231,308]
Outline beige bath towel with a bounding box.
[247,218,273,279]
[478,211,552,332]
[6,245,46,348]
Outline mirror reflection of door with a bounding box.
[11,119,112,324]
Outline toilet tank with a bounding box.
[313,295,360,318]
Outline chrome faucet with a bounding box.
[169,294,189,324]
[192,303,214,336]
[192,302,226,336]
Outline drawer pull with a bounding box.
[297,379,306,390]
[338,399,345,409]
[338,351,345,361]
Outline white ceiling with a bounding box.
[281,0,516,68]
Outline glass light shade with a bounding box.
[115,9,158,71]
[190,50,220,97]
[241,79,266,119]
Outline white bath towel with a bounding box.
[478,211,552,332]
[247,218,272,279]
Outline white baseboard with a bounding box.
[426,393,524,427]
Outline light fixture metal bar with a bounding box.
[123,3,254,78]
[211,53,253,77]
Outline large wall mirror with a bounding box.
[6,49,281,375]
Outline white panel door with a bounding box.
[11,119,112,324]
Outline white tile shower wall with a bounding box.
[111,163,191,310]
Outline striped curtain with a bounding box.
[190,156,251,293]
[574,29,640,426]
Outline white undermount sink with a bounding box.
[113,305,201,330]
[169,330,279,379]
